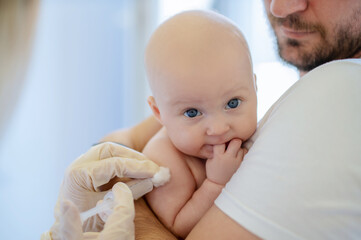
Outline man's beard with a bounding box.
[268,10,361,72]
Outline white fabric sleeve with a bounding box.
[215,59,361,240]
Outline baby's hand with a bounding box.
[206,139,245,185]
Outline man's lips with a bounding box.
[280,25,317,39]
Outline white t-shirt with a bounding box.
[215,59,361,240]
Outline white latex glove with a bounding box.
[42,182,135,240]
[42,142,160,239]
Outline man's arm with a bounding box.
[187,205,260,240]
[133,199,260,240]
[100,115,162,152]
[134,198,177,240]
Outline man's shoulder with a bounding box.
[276,57,361,111]
[302,58,361,88]
[247,58,361,149]
[330,58,361,65]
[318,58,361,69]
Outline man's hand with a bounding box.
[206,139,245,185]
[134,198,177,240]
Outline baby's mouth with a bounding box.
[225,141,231,150]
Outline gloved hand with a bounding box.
[42,182,135,240]
[42,142,160,239]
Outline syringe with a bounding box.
[80,167,170,224]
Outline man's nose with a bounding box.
[269,0,308,18]
[206,116,230,136]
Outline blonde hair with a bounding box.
[0,0,38,136]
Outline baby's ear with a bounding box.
[253,73,258,92]
[147,96,162,123]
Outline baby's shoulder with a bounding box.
[143,127,189,169]
[143,127,173,151]
[143,128,206,187]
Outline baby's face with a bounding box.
[149,42,257,159]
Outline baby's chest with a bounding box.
[184,156,206,189]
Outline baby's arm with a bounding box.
[173,139,245,237]
[144,133,245,238]
[143,130,198,237]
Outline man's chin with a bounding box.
[279,48,301,66]
[278,39,313,71]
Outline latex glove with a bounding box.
[44,142,160,237]
[41,182,135,240]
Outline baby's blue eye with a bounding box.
[226,98,241,109]
[184,108,200,118]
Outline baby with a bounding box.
[142,10,257,238]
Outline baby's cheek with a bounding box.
[175,132,202,155]
[235,117,257,140]
[244,121,257,139]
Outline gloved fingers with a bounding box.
[98,142,149,161]
[52,200,84,240]
[82,210,106,233]
[99,182,135,240]
[111,182,134,212]
[96,199,112,223]
[109,157,160,178]
[83,232,99,240]
[40,231,52,240]
[69,142,148,170]
[59,179,108,213]
[87,157,160,190]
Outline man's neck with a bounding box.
[299,70,307,77]
[353,50,361,59]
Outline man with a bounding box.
[134,1,361,239]
[48,0,361,239]
[266,0,361,76]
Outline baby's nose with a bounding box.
[206,117,230,136]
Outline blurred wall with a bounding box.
[0,0,157,238]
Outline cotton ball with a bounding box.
[151,167,171,187]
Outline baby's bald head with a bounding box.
[145,10,253,98]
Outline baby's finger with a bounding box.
[213,144,226,156]
[236,147,247,160]
[226,139,243,156]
